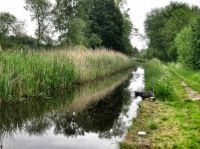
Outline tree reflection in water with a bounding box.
[0,70,134,144]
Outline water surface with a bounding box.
[0,68,144,149]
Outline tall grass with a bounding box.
[0,48,134,101]
[145,59,175,101]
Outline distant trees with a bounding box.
[176,16,200,69]
[145,2,199,61]
[25,0,52,47]
[89,0,124,51]
[0,12,25,37]
[175,27,193,68]
[0,0,135,54]
[0,12,33,49]
[52,0,135,54]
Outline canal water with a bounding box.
[0,67,144,149]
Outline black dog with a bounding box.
[135,89,155,100]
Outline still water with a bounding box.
[0,68,144,149]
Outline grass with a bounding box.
[0,47,134,101]
[169,63,200,92]
[121,59,200,149]
[145,59,175,101]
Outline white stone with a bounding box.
[138,131,147,136]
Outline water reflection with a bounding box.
[0,68,144,149]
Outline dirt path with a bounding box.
[181,81,200,101]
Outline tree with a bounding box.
[0,12,28,50]
[0,12,25,37]
[53,0,134,54]
[53,0,79,42]
[89,0,124,52]
[65,17,87,46]
[145,2,199,61]
[189,16,200,69]
[25,0,52,47]
[175,26,193,67]
[175,16,200,69]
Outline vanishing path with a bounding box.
[181,81,200,101]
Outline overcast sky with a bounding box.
[0,0,199,49]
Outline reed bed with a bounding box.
[0,48,134,101]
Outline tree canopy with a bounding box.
[145,2,199,61]
[0,0,135,55]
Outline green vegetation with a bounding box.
[0,48,134,101]
[145,59,175,101]
[0,0,136,55]
[25,0,52,47]
[169,63,200,92]
[175,26,194,68]
[144,2,199,61]
[175,16,200,69]
[121,60,200,148]
[124,2,200,148]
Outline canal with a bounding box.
[0,67,144,149]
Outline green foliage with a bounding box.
[176,16,200,70]
[189,16,200,69]
[65,18,87,46]
[0,49,134,101]
[25,0,52,47]
[89,0,124,52]
[0,12,25,37]
[0,35,38,50]
[148,121,158,130]
[53,0,134,55]
[53,0,78,33]
[145,2,199,61]
[145,59,175,101]
[175,26,194,68]
[88,34,102,49]
[0,51,75,99]
[0,12,35,50]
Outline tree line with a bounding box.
[143,2,200,69]
[0,0,137,55]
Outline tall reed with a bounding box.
[0,48,134,101]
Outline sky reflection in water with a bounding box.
[0,68,144,149]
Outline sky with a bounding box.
[0,0,199,50]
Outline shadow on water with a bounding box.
[0,67,144,149]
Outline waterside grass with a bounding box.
[0,48,134,101]
[121,59,200,148]
[144,59,175,101]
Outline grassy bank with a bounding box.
[121,60,200,148]
[0,48,134,101]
